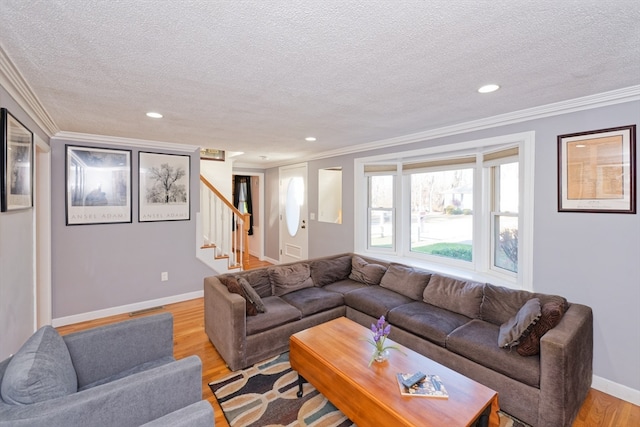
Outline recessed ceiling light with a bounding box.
[146,112,163,118]
[305,137,317,142]
[478,84,500,94]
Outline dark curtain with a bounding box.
[233,175,254,235]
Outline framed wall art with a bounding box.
[200,148,225,161]
[66,145,132,225]
[139,152,190,222]
[1,108,33,212]
[558,125,636,214]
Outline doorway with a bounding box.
[279,163,308,263]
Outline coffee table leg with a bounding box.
[296,374,306,398]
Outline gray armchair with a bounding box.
[0,313,214,427]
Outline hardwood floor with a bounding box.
[56,257,639,427]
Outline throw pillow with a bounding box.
[517,301,566,356]
[348,256,387,286]
[238,277,267,313]
[380,263,431,300]
[310,255,352,287]
[269,263,314,296]
[218,275,258,316]
[1,325,78,405]
[498,298,541,348]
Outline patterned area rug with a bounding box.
[209,352,529,427]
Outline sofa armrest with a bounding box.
[0,355,203,427]
[538,303,593,427]
[63,313,174,388]
[140,400,214,427]
[204,276,247,371]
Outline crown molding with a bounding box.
[293,85,640,167]
[0,44,59,137]
[52,131,200,153]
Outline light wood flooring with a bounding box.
[56,257,639,427]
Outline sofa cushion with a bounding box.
[245,297,302,335]
[380,263,431,300]
[422,274,484,319]
[269,263,314,297]
[481,283,568,326]
[1,325,78,405]
[310,255,352,287]
[323,278,368,295]
[348,256,387,286]
[517,301,566,356]
[498,298,541,348]
[344,285,413,318]
[281,287,345,317]
[446,319,541,388]
[388,301,471,347]
[238,277,266,313]
[218,275,258,316]
[236,268,272,298]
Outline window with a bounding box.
[368,174,394,250]
[356,132,534,289]
[409,167,474,262]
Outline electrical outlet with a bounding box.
[161,272,168,282]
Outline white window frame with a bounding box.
[354,131,535,290]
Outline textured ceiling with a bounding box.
[1,0,639,166]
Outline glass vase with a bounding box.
[372,348,390,363]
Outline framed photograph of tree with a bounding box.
[1,108,33,212]
[66,145,132,225]
[139,152,190,222]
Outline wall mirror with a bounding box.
[318,167,342,224]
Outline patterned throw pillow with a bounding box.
[218,275,258,316]
[517,301,566,356]
[498,298,541,348]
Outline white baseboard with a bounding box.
[51,291,204,328]
[592,375,640,406]
[263,256,279,265]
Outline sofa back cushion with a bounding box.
[481,283,568,326]
[310,255,353,287]
[236,268,272,298]
[348,255,387,286]
[422,274,484,319]
[380,263,431,300]
[1,326,77,405]
[269,263,314,296]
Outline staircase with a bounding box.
[197,175,250,273]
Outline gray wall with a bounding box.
[0,87,48,359]
[50,138,214,319]
[265,100,640,393]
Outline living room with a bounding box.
[0,2,639,426]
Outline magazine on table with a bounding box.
[396,373,449,398]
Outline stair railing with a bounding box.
[200,175,250,271]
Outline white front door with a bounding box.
[279,163,308,263]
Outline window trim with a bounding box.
[354,131,535,290]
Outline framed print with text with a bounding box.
[139,152,190,222]
[66,145,132,225]
[1,108,33,211]
[558,125,636,213]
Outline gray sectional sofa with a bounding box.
[204,253,593,427]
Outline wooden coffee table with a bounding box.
[290,317,499,427]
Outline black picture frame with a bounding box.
[1,108,33,212]
[65,145,132,225]
[558,125,636,214]
[139,151,190,222]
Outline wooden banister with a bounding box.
[200,175,251,271]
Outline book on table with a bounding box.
[396,373,449,398]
